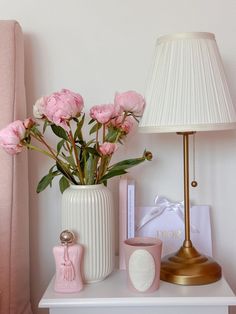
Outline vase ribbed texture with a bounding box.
[61,184,115,283]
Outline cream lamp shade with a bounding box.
[139,32,236,133]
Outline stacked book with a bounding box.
[119,176,135,270]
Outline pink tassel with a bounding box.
[60,245,75,281]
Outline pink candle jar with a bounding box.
[124,237,162,293]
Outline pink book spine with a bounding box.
[119,176,128,269]
[53,244,83,293]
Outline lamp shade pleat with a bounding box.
[139,32,236,133]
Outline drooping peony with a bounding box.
[99,142,117,156]
[90,104,121,124]
[114,91,145,116]
[37,89,84,131]
[0,120,26,155]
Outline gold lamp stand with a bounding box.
[160,132,222,285]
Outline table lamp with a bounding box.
[139,32,236,285]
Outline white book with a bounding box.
[119,176,128,270]
[127,179,135,239]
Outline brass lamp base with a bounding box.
[161,244,222,285]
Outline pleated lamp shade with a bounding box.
[139,32,236,133]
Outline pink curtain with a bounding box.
[0,21,32,314]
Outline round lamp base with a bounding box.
[160,245,222,285]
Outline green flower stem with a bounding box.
[95,123,99,149]
[102,124,106,143]
[96,114,129,182]
[57,153,75,170]
[94,123,100,181]
[24,143,56,159]
[65,141,70,152]
[29,132,77,185]
[24,143,75,184]
[39,135,57,156]
[113,112,128,144]
[68,130,85,184]
[96,156,108,183]
[31,132,58,159]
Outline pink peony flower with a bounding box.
[0,120,26,155]
[90,104,121,124]
[33,97,47,119]
[37,89,84,131]
[111,115,135,134]
[99,142,117,156]
[114,91,145,116]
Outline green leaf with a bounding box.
[108,157,145,172]
[74,129,83,141]
[49,165,56,174]
[75,139,86,146]
[89,122,102,135]
[85,139,95,147]
[51,125,68,140]
[88,118,95,125]
[63,155,76,168]
[57,139,65,153]
[56,161,77,184]
[85,147,101,156]
[99,169,127,182]
[74,114,85,141]
[78,113,85,128]
[59,176,70,193]
[106,127,119,142]
[36,173,54,193]
[84,154,97,185]
[43,120,50,133]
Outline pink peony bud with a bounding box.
[111,115,135,134]
[36,89,84,131]
[24,118,36,129]
[0,120,26,155]
[99,142,117,156]
[144,151,153,161]
[90,104,121,124]
[114,91,145,116]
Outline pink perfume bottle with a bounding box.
[53,230,83,293]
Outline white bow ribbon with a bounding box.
[136,195,199,233]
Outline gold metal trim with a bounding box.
[160,132,222,285]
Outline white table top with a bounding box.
[39,269,236,308]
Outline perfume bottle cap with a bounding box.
[60,230,75,245]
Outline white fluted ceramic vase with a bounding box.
[61,184,115,283]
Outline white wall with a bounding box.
[0,0,236,313]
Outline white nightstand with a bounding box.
[39,269,236,314]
